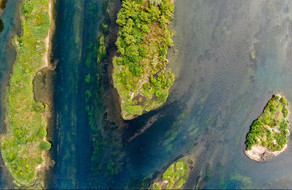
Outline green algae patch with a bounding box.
[245,94,290,161]
[230,172,252,189]
[112,0,175,120]
[151,159,190,189]
[0,0,52,186]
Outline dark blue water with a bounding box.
[48,0,106,189]
[2,0,292,189]
[49,0,88,188]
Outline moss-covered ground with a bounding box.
[152,159,189,189]
[112,0,175,120]
[245,94,290,152]
[0,0,51,186]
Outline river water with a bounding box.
[2,0,292,189]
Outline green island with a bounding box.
[245,94,290,161]
[0,0,52,186]
[112,0,175,120]
[151,159,190,189]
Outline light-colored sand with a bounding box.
[42,0,53,69]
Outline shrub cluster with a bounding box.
[112,0,175,119]
[245,95,290,152]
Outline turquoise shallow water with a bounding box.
[2,0,292,189]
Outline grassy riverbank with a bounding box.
[112,0,175,120]
[245,94,290,152]
[0,0,51,186]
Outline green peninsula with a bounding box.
[151,159,190,189]
[245,94,290,161]
[112,0,175,120]
[0,0,52,186]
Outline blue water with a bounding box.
[47,0,108,188]
[2,0,292,189]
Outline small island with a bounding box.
[0,0,52,186]
[112,0,175,120]
[151,159,190,189]
[245,94,290,161]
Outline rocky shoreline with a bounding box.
[245,144,288,162]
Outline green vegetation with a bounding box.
[162,108,188,152]
[0,0,51,186]
[245,94,290,152]
[40,141,51,151]
[113,0,175,120]
[149,0,162,6]
[85,39,106,181]
[129,176,150,189]
[86,35,123,185]
[152,159,189,189]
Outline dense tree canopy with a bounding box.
[112,0,175,119]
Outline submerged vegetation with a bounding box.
[152,159,190,189]
[113,0,175,120]
[84,0,124,186]
[0,0,51,186]
[229,172,252,189]
[245,94,290,152]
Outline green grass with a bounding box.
[112,0,175,120]
[245,94,290,152]
[152,159,189,189]
[0,0,51,186]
